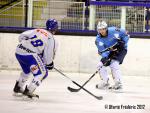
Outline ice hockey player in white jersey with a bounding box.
[95,20,129,91]
[13,19,58,99]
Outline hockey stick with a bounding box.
[54,67,103,100]
[99,42,118,54]
[67,70,98,92]
[67,45,118,93]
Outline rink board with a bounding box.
[0,33,150,76]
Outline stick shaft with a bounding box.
[54,67,103,100]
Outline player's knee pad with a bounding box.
[31,54,48,79]
[110,60,120,70]
[30,64,47,78]
[30,64,40,75]
[31,66,48,82]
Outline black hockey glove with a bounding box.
[46,62,54,70]
[101,57,111,66]
[117,40,125,51]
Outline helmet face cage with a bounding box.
[97,20,108,31]
[46,19,58,31]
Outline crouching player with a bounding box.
[13,19,58,99]
[95,20,129,91]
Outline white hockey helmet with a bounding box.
[97,20,108,30]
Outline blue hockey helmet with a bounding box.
[46,19,58,31]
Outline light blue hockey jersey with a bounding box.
[95,27,129,58]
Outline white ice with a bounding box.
[0,70,150,113]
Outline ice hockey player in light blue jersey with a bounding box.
[95,20,129,91]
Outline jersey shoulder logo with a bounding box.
[99,41,104,46]
[114,33,119,39]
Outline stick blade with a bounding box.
[68,87,103,100]
[96,96,103,100]
[67,87,79,92]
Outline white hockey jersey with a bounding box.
[16,29,58,65]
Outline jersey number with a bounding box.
[30,35,43,47]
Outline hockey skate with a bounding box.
[13,81,24,97]
[108,81,123,92]
[22,86,39,100]
[96,81,110,90]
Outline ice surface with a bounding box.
[0,70,149,113]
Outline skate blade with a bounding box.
[113,89,123,93]
[96,85,110,90]
[96,87,109,90]
[13,93,23,97]
[108,88,123,93]
[22,95,39,101]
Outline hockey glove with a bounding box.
[101,57,111,66]
[117,40,125,51]
[46,62,54,70]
